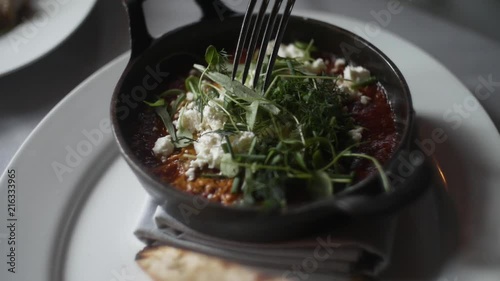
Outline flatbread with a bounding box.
[136,246,288,281]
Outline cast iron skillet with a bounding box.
[111,0,431,242]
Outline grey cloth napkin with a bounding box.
[135,197,398,279]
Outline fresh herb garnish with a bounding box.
[146,43,391,207]
[351,76,378,90]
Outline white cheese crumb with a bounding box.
[343,66,371,83]
[186,131,256,181]
[266,41,276,56]
[177,108,201,133]
[267,42,306,59]
[360,95,372,105]
[305,58,327,74]
[201,103,226,131]
[348,127,364,142]
[331,58,346,74]
[268,42,305,59]
[338,83,362,99]
[282,44,305,58]
[186,167,196,181]
[192,133,224,170]
[152,135,175,160]
[334,58,346,68]
[186,92,194,101]
[230,131,255,154]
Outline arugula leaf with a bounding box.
[205,45,219,66]
[350,76,378,90]
[193,64,280,115]
[204,45,230,73]
[155,106,177,141]
[245,101,260,131]
[159,89,184,98]
[185,75,201,94]
[307,171,334,199]
[144,99,165,107]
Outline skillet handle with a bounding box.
[123,0,238,60]
[122,0,153,59]
[334,155,433,217]
[194,0,238,20]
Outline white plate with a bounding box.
[0,0,97,77]
[1,11,500,281]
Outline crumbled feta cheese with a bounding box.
[338,83,361,99]
[192,133,224,170]
[186,167,196,181]
[201,103,226,131]
[360,95,372,105]
[152,135,175,159]
[172,95,233,181]
[186,92,195,101]
[185,131,256,181]
[282,44,305,58]
[220,154,239,177]
[177,108,201,133]
[267,42,306,59]
[230,131,255,154]
[343,66,371,83]
[266,41,276,56]
[244,68,257,88]
[331,58,346,74]
[267,42,305,59]
[348,127,364,142]
[334,58,346,68]
[305,58,327,74]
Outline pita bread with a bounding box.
[136,246,289,281]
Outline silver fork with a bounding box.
[231,0,296,91]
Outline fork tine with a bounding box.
[263,0,296,90]
[231,0,258,81]
[252,0,284,89]
[240,0,271,85]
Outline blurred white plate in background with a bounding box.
[0,0,97,77]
